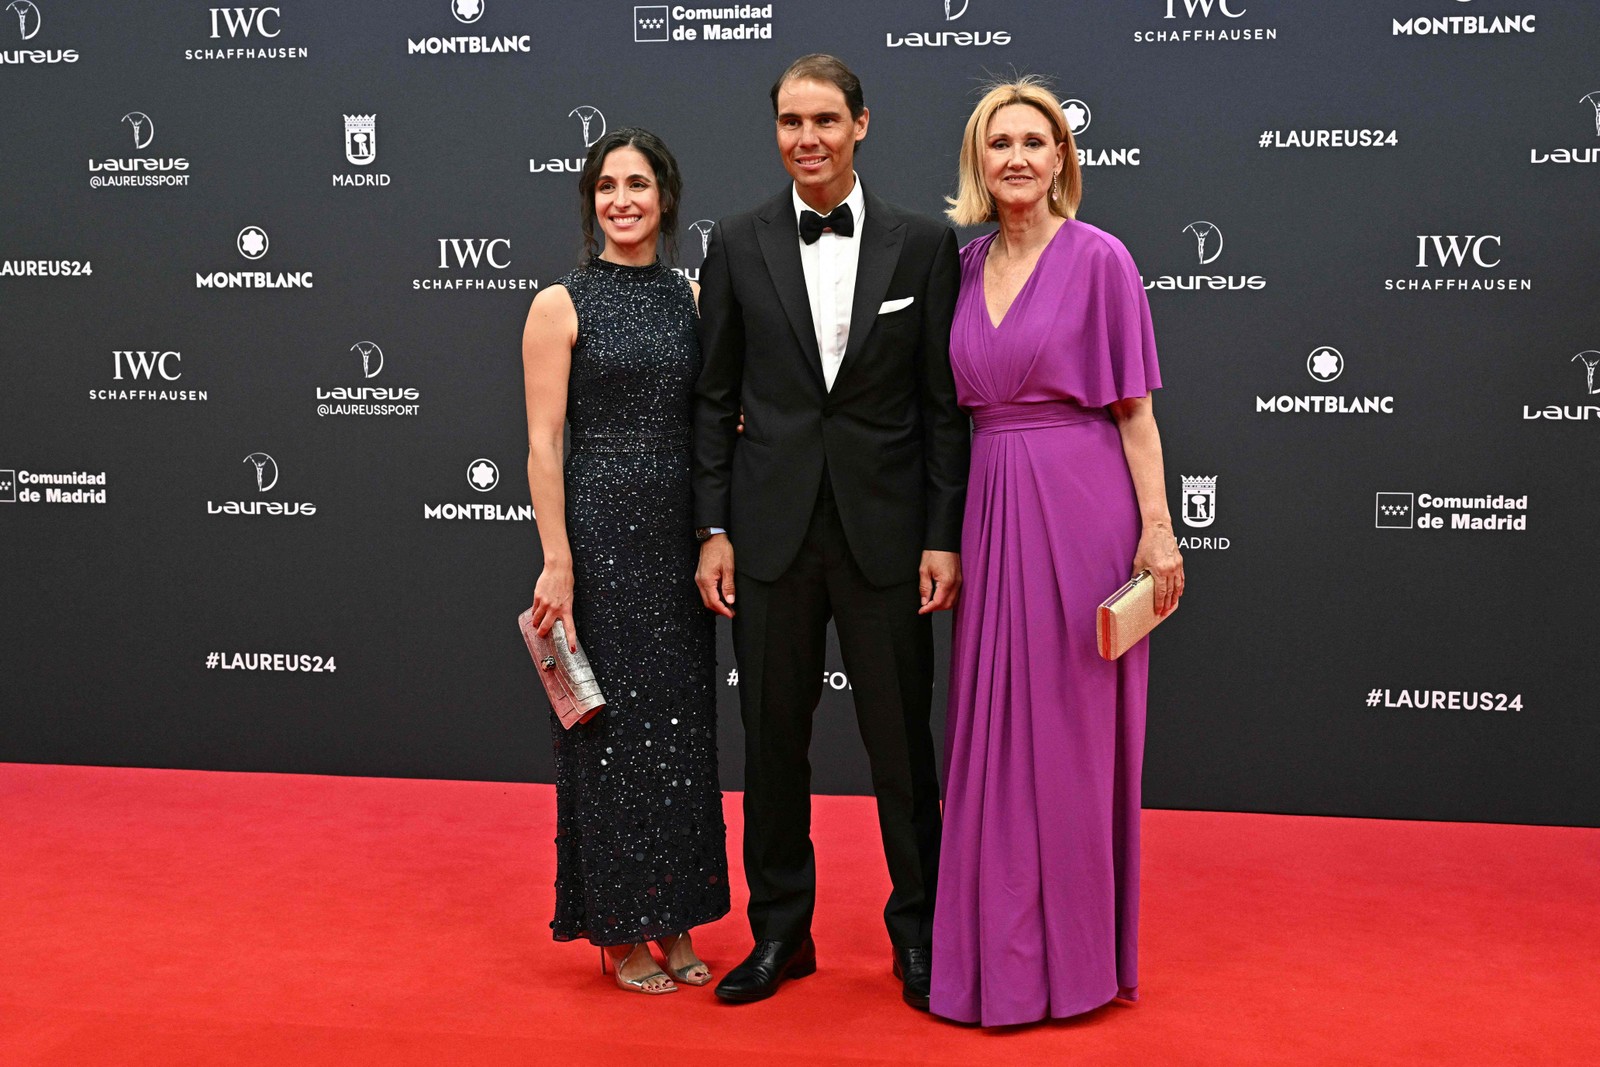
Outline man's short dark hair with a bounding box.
[770,53,865,122]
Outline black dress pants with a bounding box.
[731,486,942,948]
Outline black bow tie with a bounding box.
[798,203,854,244]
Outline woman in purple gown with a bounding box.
[930,78,1185,1027]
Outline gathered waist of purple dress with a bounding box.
[969,399,1109,436]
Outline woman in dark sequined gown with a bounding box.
[521,128,728,995]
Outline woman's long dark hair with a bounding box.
[578,127,683,265]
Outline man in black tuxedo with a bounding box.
[692,54,968,1011]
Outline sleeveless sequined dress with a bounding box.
[548,257,729,946]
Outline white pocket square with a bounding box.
[878,297,914,315]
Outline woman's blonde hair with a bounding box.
[946,77,1081,227]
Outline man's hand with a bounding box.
[696,534,737,618]
[918,550,961,614]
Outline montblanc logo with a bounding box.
[887,0,1011,48]
[408,0,530,55]
[1386,234,1531,291]
[1134,0,1278,44]
[468,458,499,491]
[1522,351,1600,422]
[1307,346,1343,383]
[1530,91,1600,165]
[209,452,316,516]
[238,226,268,259]
[335,114,391,188]
[1142,221,1264,291]
[531,106,607,174]
[1393,3,1535,37]
[414,238,538,292]
[197,226,314,289]
[93,348,209,403]
[187,6,306,61]
[1256,346,1395,415]
[315,341,421,417]
[423,457,534,521]
[631,4,773,43]
[89,113,191,187]
[1064,98,1142,167]
[2,0,77,64]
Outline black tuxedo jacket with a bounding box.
[693,186,969,587]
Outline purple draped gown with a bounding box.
[931,220,1162,1027]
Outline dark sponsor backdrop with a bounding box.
[3,1,1597,825]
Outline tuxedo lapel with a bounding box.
[840,190,906,377]
[754,194,825,387]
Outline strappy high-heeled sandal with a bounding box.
[601,944,678,995]
[654,933,713,987]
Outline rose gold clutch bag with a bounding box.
[518,610,605,729]
[1096,570,1172,660]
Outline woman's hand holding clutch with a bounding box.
[531,562,578,650]
[1131,521,1184,617]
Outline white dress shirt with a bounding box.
[793,175,865,392]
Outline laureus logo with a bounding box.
[887,0,1010,47]
[1530,89,1600,164]
[6,0,39,40]
[209,451,315,515]
[531,106,607,174]
[1183,220,1223,265]
[243,452,279,492]
[1583,92,1600,137]
[570,105,606,149]
[688,219,715,260]
[352,341,384,378]
[1574,351,1600,396]
[122,112,154,150]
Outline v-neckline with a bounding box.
[980,221,1067,331]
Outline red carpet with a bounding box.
[1,764,1597,1066]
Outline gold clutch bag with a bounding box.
[1096,570,1173,660]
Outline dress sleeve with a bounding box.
[1071,235,1162,407]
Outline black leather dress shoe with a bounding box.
[713,937,817,1003]
[892,945,932,1011]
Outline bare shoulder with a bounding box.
[529,282,574,316]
